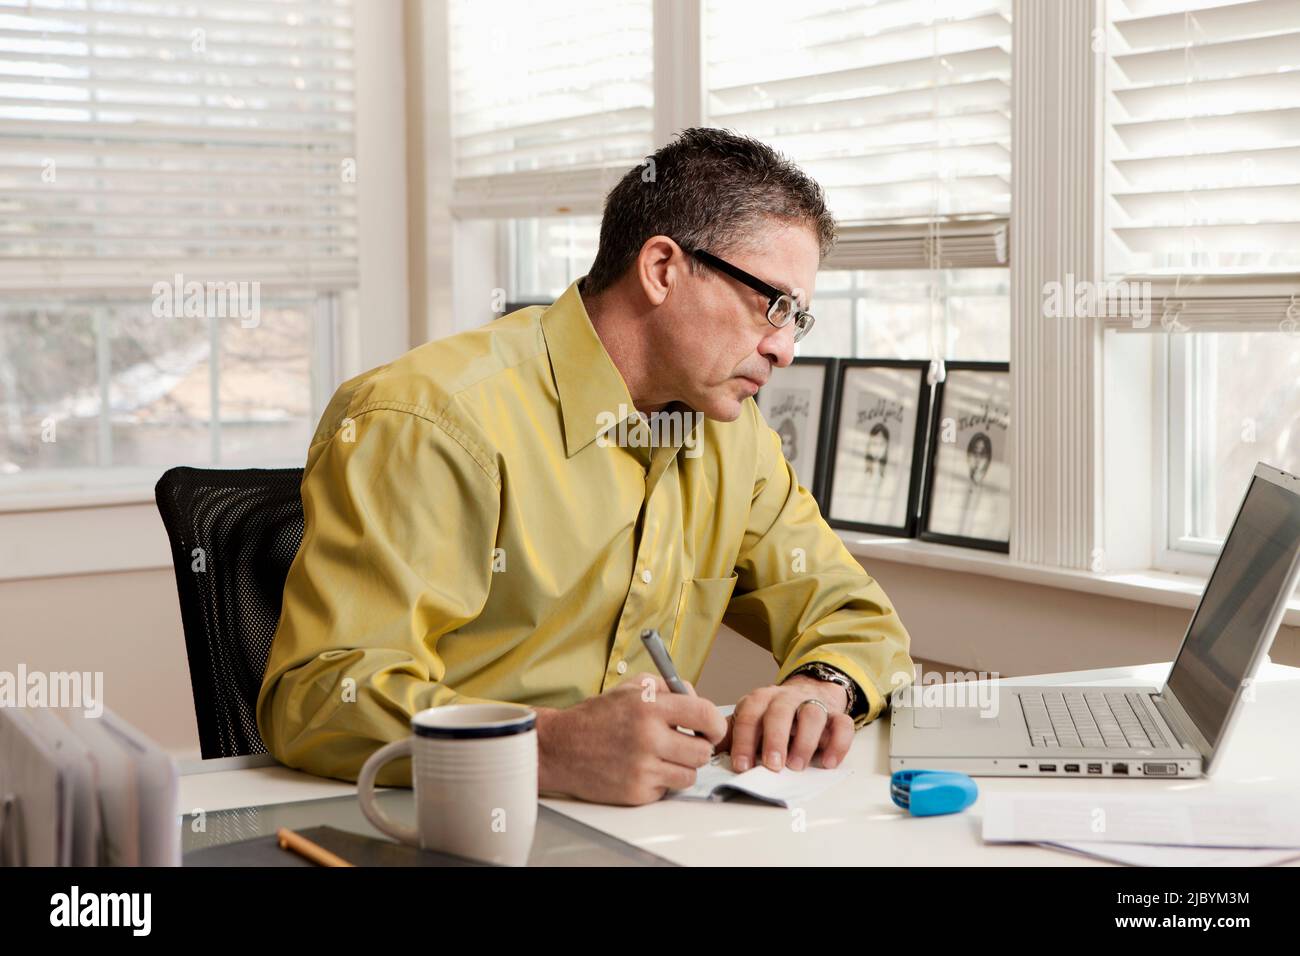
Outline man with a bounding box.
[256,128,914,806]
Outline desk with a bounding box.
[179,662,1300,866]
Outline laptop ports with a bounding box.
[1112,762,1129,774]
[1087,763,1102,774]
[1038,764,1056,772]
[1143,762,1178,776]
[1064,763,1080,773]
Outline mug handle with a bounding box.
[357,738,419,846]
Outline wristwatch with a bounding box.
[786,661,865,718]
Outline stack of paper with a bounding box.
[0,706,180,866]
[982,791,1300,866]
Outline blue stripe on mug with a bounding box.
[412,715,537,739]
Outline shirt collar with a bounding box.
[541,277,640,458]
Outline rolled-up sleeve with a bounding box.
[723,405,915,728]
[256,403,504,784]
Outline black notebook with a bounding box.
[184,825,497,867]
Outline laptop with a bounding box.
[890,461,1300,779]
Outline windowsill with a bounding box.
[0,466,173,515]
[836,529,1300,629]
[0,461,302,515]
[0,484,159,514]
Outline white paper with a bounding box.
[982,791,1300,848]
[1047,841,1300,867]
[668,751,850,807]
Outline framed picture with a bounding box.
[824,360,931,536]
[755,356,837,504]
[919,361,1012,552]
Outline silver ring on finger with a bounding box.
[795,697,830,721]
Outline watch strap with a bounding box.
[787,661,864,718]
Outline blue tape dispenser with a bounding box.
[890,770,978,817]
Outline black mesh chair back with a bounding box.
[155,466,305,759]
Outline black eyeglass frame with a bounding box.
[685,247,815,343]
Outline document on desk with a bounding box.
[1047,841,1300,867]
[982,792,1300,849]
[667,752,850,807]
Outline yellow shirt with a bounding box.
[257,278,913,784]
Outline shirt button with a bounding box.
[641,568,653,584]
[616,660,628,675]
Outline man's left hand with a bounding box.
[717,674,855,773]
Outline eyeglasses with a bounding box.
[685,247,815,343]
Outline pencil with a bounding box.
[276,827,355,867]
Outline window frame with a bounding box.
[1156,332,1220,576]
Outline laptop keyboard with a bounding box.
[1020,691,1168,749]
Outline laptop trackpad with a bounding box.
[913,708,943,729]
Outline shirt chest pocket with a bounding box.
[667,573,739,683]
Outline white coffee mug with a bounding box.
[357,703,538,867]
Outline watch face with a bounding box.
[807,664,855,714]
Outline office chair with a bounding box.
[154,466,305,759]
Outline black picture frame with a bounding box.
[755,356,838,505]
[823,359,932,537]
[919,360,1012,553]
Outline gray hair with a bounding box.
[583,127,837,297]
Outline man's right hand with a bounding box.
[534,673,728,806]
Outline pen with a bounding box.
[639,627,692,695]
[641,628,718,745]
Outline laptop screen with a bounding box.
[1166,472,1300,750]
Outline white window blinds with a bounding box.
[1104,0,1300,330]
[703,0,1011,270]
[447,0,655,218]
[0,0,358,295]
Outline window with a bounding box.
[703,0,1011,363]
[1104,0,1300,557]
[444,1,652,325]
[446,0,654,218]
[485,1,1013,359]
[703,0,1012,223]
[1167,332,1300,552]
[1104,0,1300,277]
[0,0,358,487]
[798,267,1009,362]
[0,296,329,475]
[507,216,600,305]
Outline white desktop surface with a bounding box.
[180,764,359,813]
[179,662,1300,866]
